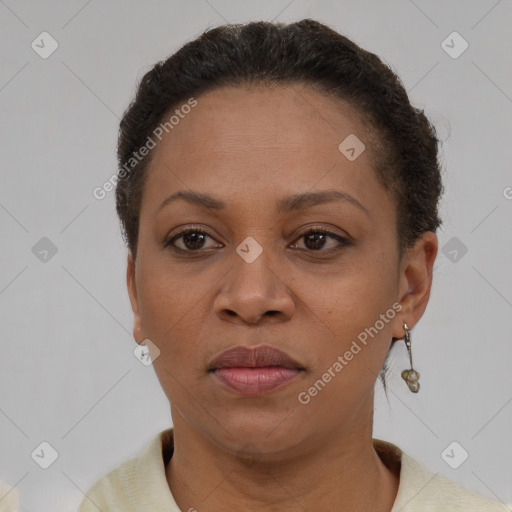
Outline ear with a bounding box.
[392,231,438,339]
[126,251,145,344]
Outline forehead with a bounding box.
[155,84,370,161]
[140,84,391,220]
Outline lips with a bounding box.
[208,345,305,396]
[208,345,304,371]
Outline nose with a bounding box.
[213,246,296,326]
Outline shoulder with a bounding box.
[77,458,138,512]
[0,480,19,512]
[374,440,510,512]
[78,429,175,512]
[399,455,509,511]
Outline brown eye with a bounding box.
[291,228,350,253]
[165,228,221,252]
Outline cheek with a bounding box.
[307,249,398,382]
[137,270,210,406]
[326,250,397,329]
[137,259,208,369]
[299,286,396,423]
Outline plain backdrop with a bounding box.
[1,1,511,511]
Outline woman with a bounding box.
[78,19,508,512]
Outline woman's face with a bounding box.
[127,84,432,458]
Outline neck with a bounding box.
[165,401,399,511]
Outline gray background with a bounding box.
[1,1,511,511]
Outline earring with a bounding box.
[401,323,420,393]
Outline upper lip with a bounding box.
[208,345,304,371]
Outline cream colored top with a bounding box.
[77,428,509,512]
[0,481,19,512]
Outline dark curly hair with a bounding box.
[115,19,444,388]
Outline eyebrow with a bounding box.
[157,189,370,217]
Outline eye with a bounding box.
[165,226,222,252]
[290,227,351,253]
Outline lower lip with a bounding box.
[211,367,303,396]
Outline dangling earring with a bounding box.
[401,323,420,393]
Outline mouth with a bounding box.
[208,344,305,396]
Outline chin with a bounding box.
[204,409,310,460]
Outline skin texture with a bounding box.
[126,84,438,511]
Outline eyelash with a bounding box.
[164,225,351,255]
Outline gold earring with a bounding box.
[401,323,420,393]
